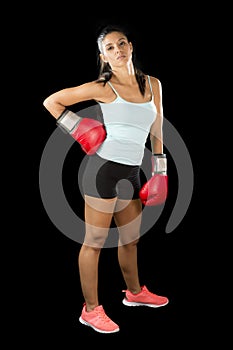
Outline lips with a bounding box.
[117,55,126,60]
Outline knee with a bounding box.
[128,238,140,246]
[118,231,140,246]
[119,237,140,248]
[83,226,109,248]
[81,244,102,254]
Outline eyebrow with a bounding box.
[104,37,127,47]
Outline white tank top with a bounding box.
[96,75,157,165]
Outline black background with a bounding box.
[10,4,221,347]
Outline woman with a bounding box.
[43,24,169,334]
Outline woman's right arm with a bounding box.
[43,81,108,155]
[43,81,103,119]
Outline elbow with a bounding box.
[43,96,52,111]
[43,94,66,119]
[43,97,48,108]
[43,96,60,118]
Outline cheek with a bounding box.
[103,52,114,61]
[102,53,111,62]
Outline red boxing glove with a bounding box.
[57,110,106,155]
[139,154,168,206]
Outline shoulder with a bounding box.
[70,80,112,102]
[89,80,116,103]
[147,76,163,102]
[148,76,162,91]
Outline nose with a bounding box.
[115,44,122,54]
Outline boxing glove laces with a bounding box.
[57,109,106,155]
[139,154,168,206]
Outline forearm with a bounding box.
[149,110,164,154]
[43,96,67,119]
[43,82,100,119]
[43,87,83,119]
[150,135,163,155]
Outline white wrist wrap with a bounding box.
[57,110,81,133]
[152,154,167,175]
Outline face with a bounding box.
[100,31,133,67]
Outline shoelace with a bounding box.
[96,309,112,323]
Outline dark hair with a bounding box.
[96,24,146,96]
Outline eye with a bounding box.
[119,41,126,46]
[107,46,113,51]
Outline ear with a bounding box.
[129,42,133,53]
[100,53,108,63]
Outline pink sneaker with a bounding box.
[79,303,120,333]
[122,285,169,308]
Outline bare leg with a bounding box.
[78,195,117,311]
[114,199,142,294]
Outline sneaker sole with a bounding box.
[122,298,169,308]
[79,316,120,334]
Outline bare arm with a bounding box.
[43,81,108,155]
[43,81,105,119]
[139,77,168,206]
[149,77,164,154]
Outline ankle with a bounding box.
[128,287,142,295]
[85,303,99,312]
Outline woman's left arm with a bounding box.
[149,77,164,155]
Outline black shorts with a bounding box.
[81,153,141,199]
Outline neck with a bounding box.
[111,64,136,85]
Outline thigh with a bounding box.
[85,195,117,227]
[83,195,118,247]
[114,199,142,245]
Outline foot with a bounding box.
[122,285,169,308]
[79,303,119,333]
